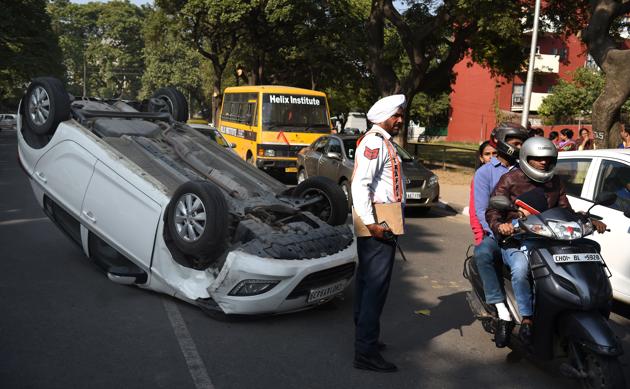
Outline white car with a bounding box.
[17,77,356,316]
[557,149,630,303]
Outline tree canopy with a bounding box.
[0,0,64,110]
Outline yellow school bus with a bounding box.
[218,85,332,172]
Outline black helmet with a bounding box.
[490,122,528,163]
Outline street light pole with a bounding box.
[521,0,542,128]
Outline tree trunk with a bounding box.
[591,49,630,148]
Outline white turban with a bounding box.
[367,94,406,124]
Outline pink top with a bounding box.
[469,179,484,245]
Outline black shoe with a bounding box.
[519,322,533,345]
[494,319,514,348]
[377,341,387,351]
[353,352,398,373]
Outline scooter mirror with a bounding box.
[489,196,515,211]
[595,192,617,207]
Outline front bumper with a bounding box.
[405,183,440,207]
[256,157,296,169]
[207,240,358,314]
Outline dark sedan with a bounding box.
[296,134,439,213]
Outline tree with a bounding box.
[538,67,606,124]
[366,0,530,144]
[48,0,146,99]
[546,0,630,147]
[141,7,213,117]
[0,0,64,110]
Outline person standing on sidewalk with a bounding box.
[472,123,528,348]
[351,94,406,373]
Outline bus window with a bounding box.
[221,93,257,125]
[261,93,330,133]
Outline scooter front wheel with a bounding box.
[579,348,626,389]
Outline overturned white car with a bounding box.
[17,77,356,315]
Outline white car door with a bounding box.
[81,161,162,269]
[33,140,97,216]
[555,156,597,211]
[586,158,630,303]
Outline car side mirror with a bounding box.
[230,142,236,148]
[595,192,617,207]
[489,196,516,211]
[326,152,342,160]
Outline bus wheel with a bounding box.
[246,151,255,165]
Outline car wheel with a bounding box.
[340,179,352,208]
[167,181,229,267]
[24,77,70,136]
[150,87,189,122]
[293,176,348,225]
[297,168,307,184]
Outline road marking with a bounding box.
[162,298,215,389]
[0,217,48,226]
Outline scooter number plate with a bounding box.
[553,253,603,264]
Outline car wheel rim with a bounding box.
[297,171,305,184]
[174,193,206,242]
[158,96,174,114]
[29,86,50,126]
[341,184,349,200]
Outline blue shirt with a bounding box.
[473,157,511,233]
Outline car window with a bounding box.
[594,159,630,213]
[328,138,342,154]
[314,137,329,153]
[556,158,591,197]
[395,144,414,162]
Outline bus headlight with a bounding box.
[264,149,276,157]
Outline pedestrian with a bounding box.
[557,128,577,151]
[577,127,595,150]
[351,94,406,373]
[619,127,630,149]
[548,131,559,148]
[469,141,497,245]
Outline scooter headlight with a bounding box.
[520,219,554,238]
[546,221,583,240]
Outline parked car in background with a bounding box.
[17,77,356,317]
[186,120,238,154]
[0,113,17,130]
[344,112,367,133]
[556,149,630,304]
[296,134,439,213]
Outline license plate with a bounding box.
[406,192,422,199]
[307,280,346,303]
[285,167,298,173]
[553,253,603,264]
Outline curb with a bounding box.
[437,201,468,215]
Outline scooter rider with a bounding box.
[486,137,607,345]
[472,122,528,348]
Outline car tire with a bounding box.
[293,176,348,226]
[340,179,352,208]
[166,181,229,266]
[24,77,70,136]
[150,87,189,122]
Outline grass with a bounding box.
[405,142,478,169]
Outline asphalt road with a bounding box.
[1,128,629,389]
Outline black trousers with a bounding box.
[353,236,396,355]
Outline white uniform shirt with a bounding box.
[351,125,406,226]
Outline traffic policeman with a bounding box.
[351,94,406,373]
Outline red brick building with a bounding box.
[447,33,591,142]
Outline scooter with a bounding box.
[464,194,626,389]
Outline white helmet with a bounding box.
[519,137,558,183]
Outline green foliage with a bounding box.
[48,0,146,99]
[409,92,450,127]
[538,68,603,124]
[0,0,64,110]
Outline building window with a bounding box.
[585,54,599,70]
[512,84,524,106]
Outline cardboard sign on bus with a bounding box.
[352,202,405,237]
